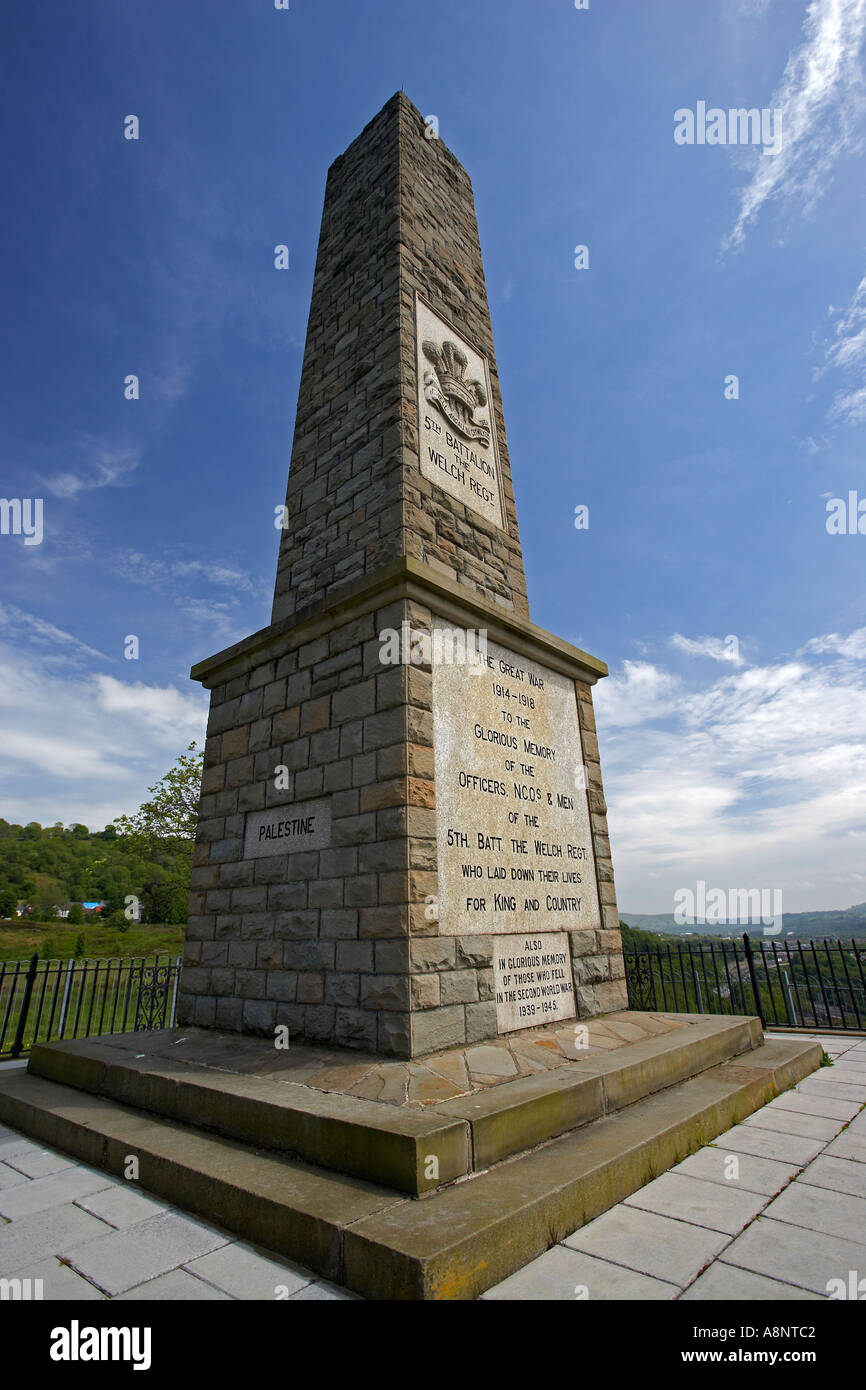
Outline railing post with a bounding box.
[57,959,75,1037]
[11,954,39,1059]
[742,932,766,1026]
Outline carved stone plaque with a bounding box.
[415,295,505,529]
[432,621,600,936]
[492,932,576,1031]
[243,799,331,860]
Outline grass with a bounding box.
[0,919,185,963]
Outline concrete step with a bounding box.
[24,1013,765,1195]
[0,1033,821,1299]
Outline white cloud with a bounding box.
[814,272,866,423]
[594,629,866,913]
[174,597,245,642]
[670,632,744,664]
[0,604,107,664]
[723,0,866,252]
[0,643,208,829]
[114,550,263,597]
[801,625,866,658]
[590,660,679,728]
[40,441,140,500]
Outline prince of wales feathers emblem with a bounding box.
[421,338,492,447]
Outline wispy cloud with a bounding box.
[723,0,866,252]
[174,597,245,642]
[801,625,866,658]
[0,603,108,664]
[114,550,262,596]
[814,272,866,423]
[40,440,140,500]
[670,633,745,664]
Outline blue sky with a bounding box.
[1,0,864,914]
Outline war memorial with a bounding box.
[0,94,822,1300]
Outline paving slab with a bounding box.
[681,1262,821,1301]
[0,1161,28,1190]
[288,1279,359,1300]
[6,1255,106,1300]
[797,1154,866,1200]
[673,1145,799,1196]
[61,1210,232,1296]
[763,1180,866,1245]
[481,1242,678,1300]
[767,1091,862,1122]
[741,1108,844,1142]
[823,1132,866,1163]
[0,1137,42,1160]
[847,1110,866,1134]
[720,1216,866,1296]
[115,1269,232,1301]
[74,1185,168,1229]
[184,1241,314,1299]
[623,1171,767,1236]
[0,1202,111,1275]
[796,1080,866,1103]
[562,1204,729,1288]
[3,1146,79,1179]
[710,1123,825,1167]
[0,1166,114,1220]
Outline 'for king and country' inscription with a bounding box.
[432,621,600,936]
[493,932,575,1031]
[415,294,505,530]
[244,799,331,860]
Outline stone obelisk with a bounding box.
[177,93,625,1057]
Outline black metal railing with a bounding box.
[624,934,866,1031]
[0,954,183,1058]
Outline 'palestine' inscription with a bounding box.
[432,622,600,936]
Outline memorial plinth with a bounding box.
[176,92,624,1057]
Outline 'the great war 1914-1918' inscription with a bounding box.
[492,932,576,1031]
[415,294,505,530]
[432,621,600,936]
[243,799,331,860]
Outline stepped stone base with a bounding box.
[0,1013,822,1299]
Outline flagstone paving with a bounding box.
[0,1031,863,1300]
[484,1031,866,1301]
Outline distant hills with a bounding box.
[621,902,866,940]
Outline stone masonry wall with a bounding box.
[179,586,625,1058]
[271,92,529,627]
[395,97,529,619]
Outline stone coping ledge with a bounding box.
[189,556,608,688]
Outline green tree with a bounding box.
[67,903,84,924]
[0,888,16,918]
[113,742,203,845]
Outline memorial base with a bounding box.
[0,1012,821,1299]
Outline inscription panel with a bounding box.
[244,799,331,860]
[492,932,575,1032]
[432,621,600,936]
[415,294,505,529]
